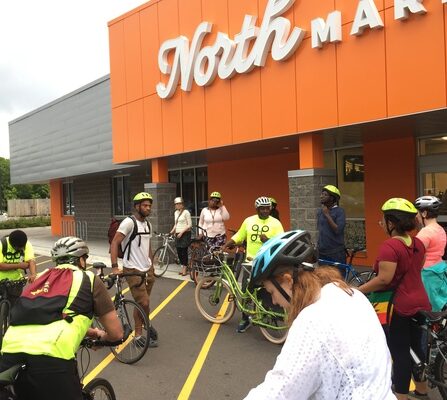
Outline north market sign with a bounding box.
[156,0,438,99]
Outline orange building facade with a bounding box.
[104,0,447,265]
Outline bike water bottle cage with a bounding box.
[250,230,317,289]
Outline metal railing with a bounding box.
[61,220,88,240]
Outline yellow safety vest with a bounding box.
[2,265,95,360]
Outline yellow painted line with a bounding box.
[36,259,53,266]
[178,298,230,400]
[83,280,188,385]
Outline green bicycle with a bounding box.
[194,252,288,344]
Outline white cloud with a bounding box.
[0,0,148,159]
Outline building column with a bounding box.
[151,158,168,183]
[288,134,335,241]
[50,179,62,236]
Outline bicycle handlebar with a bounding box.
[82,324,132,348]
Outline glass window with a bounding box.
[420,137,447,155]
[63,182,74,216]
[422,172,447,218]
[168,167,208,217]
[113,176,131,216]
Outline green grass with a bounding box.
[0,216,51,229]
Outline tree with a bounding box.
[0,157,50,211]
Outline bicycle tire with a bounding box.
[153,246,170,277]
[348,271,375,287]
[111,299,150,364]
[0,300,10,349]
[259,310,288,345]
[434,350,447,399]
[83,378,116,400]
[195,277,236,323]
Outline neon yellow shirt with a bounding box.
[232,215,284,259]
[0,238,34,280]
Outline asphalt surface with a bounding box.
[32,255,280,400]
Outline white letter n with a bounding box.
[394,0,427,21]
[311,11,342,49]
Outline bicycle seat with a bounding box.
[92,262,107,270]
[0,364,25,386]
[418,310,447,323]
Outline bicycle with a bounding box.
[409,310,447,399]
[194,251,288,344]
[0,335,121,400]
[152,233,180,277]
[318,247,374,286]
[92,262,151,364]
[0,278,27,348]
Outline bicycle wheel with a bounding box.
[153,246,170,277]
[0,300,10,349]
[195,277,236,323]
[111,299,150,364]
[83,378,116,400]
[348,271,375,287]
[259,310,288,345]
[434,350,447,399]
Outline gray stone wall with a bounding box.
[288,169,336,242]
[73,174,112,240]
[144,182,177,249]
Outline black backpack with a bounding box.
[0,236,24,261]
[108,215,151,260]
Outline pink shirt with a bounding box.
[416,224,447,268]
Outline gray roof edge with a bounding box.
[8,74,110,125]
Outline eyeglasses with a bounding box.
[210,198,220,202]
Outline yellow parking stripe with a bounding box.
[177,299,230,400]
[36,259,52,266]
[83,280,188,385]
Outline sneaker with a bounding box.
[134,335,146,347]
[236,318,251,333]
[408,391,428,399]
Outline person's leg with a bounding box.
[237,267,251,333]
[410,315,428,395]
[145,267,158,347]
[125,269,149,337]
[177,247,188,275]
[389,312,412,399]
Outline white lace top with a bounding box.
[244,283,396,400]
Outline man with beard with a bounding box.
[224,196,284,333]
[110,192,158,348]
[317,185,346,264]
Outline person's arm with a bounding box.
[89,310,123,343]
[27,259,37,282]
[0,262,29,271]
[170,211,177,235]
[183,211,192,233]
[110,231,125,274]
[198,209,206,239]
[225,219,247,247]
[358,261,397,294]
[220,202,230,221]
[322,206,339,232]
[244,317,323,399]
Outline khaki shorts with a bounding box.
[123,267,155,307]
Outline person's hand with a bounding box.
[322,205,330,216]
[112,267,122,275]
[88,327,106,339]
[28,273,37,283]
[260,234,268,243]
[177,232,183,238]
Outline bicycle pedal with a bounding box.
[228,295,235,302]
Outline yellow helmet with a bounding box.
[269,197,277,205]
[133,192,153,204]
[323,185,341,198]
[209,191,221,199]
[381,198,417,215]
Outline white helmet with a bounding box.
[255,196,272,208]
[174,197,183,204]
[51,237,89,261]
[415,196,442,211]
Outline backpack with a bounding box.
[10,268,76,326]
[0,236,24,261]
[108,215,151,260]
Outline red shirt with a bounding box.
[374,237,430,316]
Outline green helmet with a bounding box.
[381,198,417,215]
[323,185,341,198]
[133,192,153,204]
[269,197,277,205]
[209,191,221,199]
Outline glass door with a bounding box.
[421,172,447,224]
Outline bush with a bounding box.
[0,216,51,229]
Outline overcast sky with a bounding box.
[0,0,148,159]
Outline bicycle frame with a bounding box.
[318,258,362,281]
[210,258,286,330]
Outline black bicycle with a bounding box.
[0,278,27,348]
[92,262,151,364]
[0,335,121,400]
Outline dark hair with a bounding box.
[55,256,82,267]
[9,230,28,249]
[384,212,416,235]
[421,208,439,219]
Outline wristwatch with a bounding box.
[111,262,118,268]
